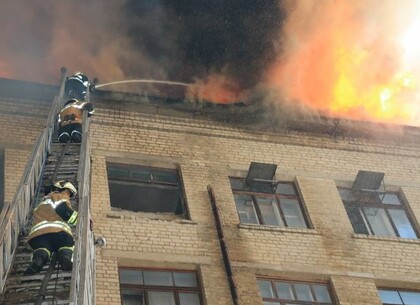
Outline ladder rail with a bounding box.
[69,90,95,305]
[0,69,68,293]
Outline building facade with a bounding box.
[1,78,420,305]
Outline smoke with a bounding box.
[0,1,284,91]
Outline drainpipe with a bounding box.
[207,185,239,305]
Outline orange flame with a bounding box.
[186,74,247,104]
[267,0,420,125]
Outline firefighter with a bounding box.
[58,98,94,143]
[24,180,78,275]
[64,72,95,101]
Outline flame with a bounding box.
[186,74,247,104]
[267,0,420,126]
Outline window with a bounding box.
[378,289,420,305]
[258,279,334,304]
[119,268,202,305]
[107,163,185,215]
[338,188,418,239]
[230,177,309,228]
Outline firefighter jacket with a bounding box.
[58,100,95,127]
[28,191,78,242]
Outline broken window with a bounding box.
[230,178,309,228]
[107,163,185,216]
[258,278,335,304]
[119,268,202,305]
[338,187,418,239]
[378,288,420,305]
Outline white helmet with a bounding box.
[54,180,77,197]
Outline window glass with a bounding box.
[281,198,307,228]
[378,290,403,304]
[257,197,283,226]
[338,188,352,201]
[234,194,259,224]
[107,163,185,215]
[274,282,294,300]
[174,272,197,287]
[364,208,396,237]
[108,166,130,179]
[382,193,401,205]
[229,178,245,190]
[294,284,314,301]
[131,168,152,181]
[400,291,420,305]
[121,289,145,305]
[120,269,143,285]
[148,291,175,305]
[259,280,275,298]
[313,285,332,303]
[276,183,296,195]
[344,206,369,234]
[179,293,201,305]
[389,209,417,239]
[143,271,173,286]
[152,170,178,184]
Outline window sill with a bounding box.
[238,223,320,235]
[106,210,197,224]
[352,233,420,244]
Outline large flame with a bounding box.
[267,0,420,125]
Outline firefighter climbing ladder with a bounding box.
[0,70,95,305]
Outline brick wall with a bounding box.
[0,98,50,207]
[90,107,420,305]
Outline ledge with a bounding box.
[238,223,321,235]
[105,210,197,225]
[352,233,420,244]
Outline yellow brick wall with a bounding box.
[90,107,420,305]
[0,98,50,207]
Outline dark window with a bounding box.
[107,163,185,215]
[230,177,309,228]
[119,268,202,305]
[378,288,420,304]
[0,148,4,211]
[258,278,334,304]
[338,188,418,239]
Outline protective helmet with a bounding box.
[53,180,77,197]
[64,99,79,106]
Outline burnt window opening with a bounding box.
[378,288,420,305]
[338,187,418,239]
[107,163,185,216]
[230,177,309,229]
[119,268,202,305]
[0,148,4,211]
[258,278,335,304]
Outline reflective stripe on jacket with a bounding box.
[28,220,73,241]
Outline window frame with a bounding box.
[338,187,419,239]
[106,162,187,216]
[119,267,203,305]
[230,177,310,229]
[257,278,335,305]
[378,288,420,305]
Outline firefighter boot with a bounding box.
[24,249,49,275]
[70,130,82,143]
[57,247,73,271]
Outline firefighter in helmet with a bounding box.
[58,98,94,143]
[24,180,78,275]
[64,72,95,101]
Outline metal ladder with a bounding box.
[0,70,96,305]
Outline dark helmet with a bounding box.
[45,180,77,197]
[64,99,79,107]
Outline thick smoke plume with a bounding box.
[0,1,283,94]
